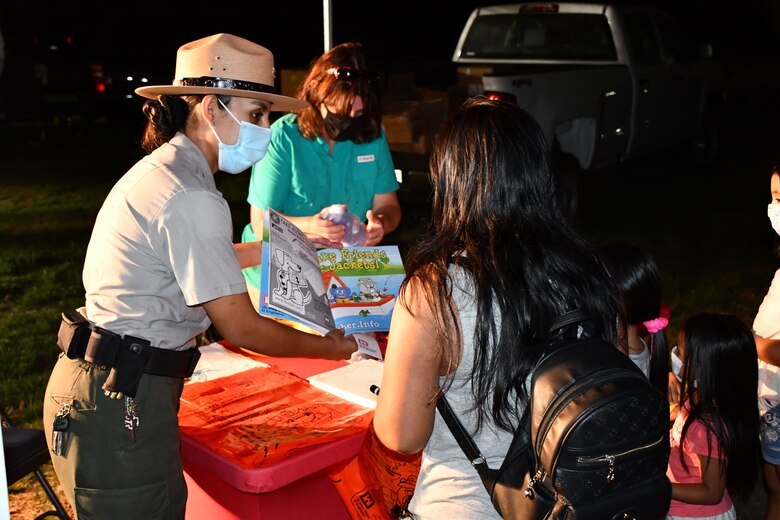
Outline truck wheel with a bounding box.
[553,152,581,223]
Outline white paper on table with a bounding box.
[187,343,269,384]
[307,358,384,409]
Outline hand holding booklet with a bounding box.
[258,209,405,347]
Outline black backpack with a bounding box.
[437,310,672,520]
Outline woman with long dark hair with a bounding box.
[373,98,619,518]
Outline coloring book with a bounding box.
[259,208,405,337]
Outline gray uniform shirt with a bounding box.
[82,132,247,350]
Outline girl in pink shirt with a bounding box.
[667,313,760,519]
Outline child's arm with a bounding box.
[668,371,681,403]
[668,372,681,422]
[755,334,780,367]
[671,454,727,505]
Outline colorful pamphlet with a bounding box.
[259,208,405,337]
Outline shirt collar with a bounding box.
[168,132,217,189]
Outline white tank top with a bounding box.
[409,266,521,520]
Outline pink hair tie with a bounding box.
[643,316,669,334]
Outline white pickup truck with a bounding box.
[452,2,725,214]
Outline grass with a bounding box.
[0,84,777,432]
[0,143,108,425]
[0,121,259,426]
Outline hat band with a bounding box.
[179,76,276,94]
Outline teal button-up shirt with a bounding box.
[241,113,399,288]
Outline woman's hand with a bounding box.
[251,205,344,247]
[308,212,347,243]
[305,233,343,249]
[366,193,402,246]
[365,210,386,246]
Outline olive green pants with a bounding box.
[43,353,186,519]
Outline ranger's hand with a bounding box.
[324,328,359,360]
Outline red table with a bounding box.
[181,344,371,520]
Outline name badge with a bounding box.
[357,154,375,163]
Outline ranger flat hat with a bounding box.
[135,33,308,112]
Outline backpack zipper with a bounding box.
[576,434,665,482]
[524,469,547,500]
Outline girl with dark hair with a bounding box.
[241,42,401,305]
[667,313,760,520]
[600,242,670,396]
[372,98,619,518]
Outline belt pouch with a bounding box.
[57,311,90,359]
[102,337,151,398]
[85,328,120,366]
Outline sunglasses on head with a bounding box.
[325,67,369,82]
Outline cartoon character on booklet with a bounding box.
[273,248,312,306]
[358,277,384,301]
[329,284,353,304]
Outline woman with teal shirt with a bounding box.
[241,42,402,299]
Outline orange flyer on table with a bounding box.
[329,422,421,520]
[178,365,374,469]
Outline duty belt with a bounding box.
[56,310,201,397]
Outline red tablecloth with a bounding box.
[180,342,372,519]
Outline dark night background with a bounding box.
[0,0,779,114]
[0,4,779,517]
[1,1,778,66]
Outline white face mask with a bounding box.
[768,204,780,236]
[209,99,272,174]
[670,346,683,382]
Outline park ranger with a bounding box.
[43,33,356,518]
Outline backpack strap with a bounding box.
[547,309,601,347]
[436,310,593,469]
[548,309,592,333]
[436,395,490,474]
[437,393,539,512]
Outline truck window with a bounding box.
[461,13,617,61]
[654,13,694,63]
[623,13,661,65]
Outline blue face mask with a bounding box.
[209,99,272,174]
